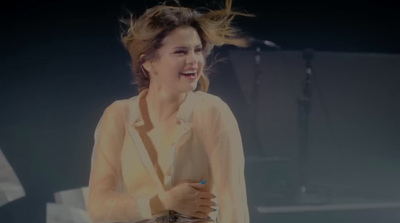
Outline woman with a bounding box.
[87,0,253,222]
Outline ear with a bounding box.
[140,54,152,73]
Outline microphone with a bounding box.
[248,37,281,49]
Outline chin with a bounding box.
[189,82,198,91]
[176,81,198,93]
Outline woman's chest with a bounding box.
[147,122,182,156]
[120,126,210,192]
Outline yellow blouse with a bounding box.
[87,89,249,223]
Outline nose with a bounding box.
[186,50,201,65]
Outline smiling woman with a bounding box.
[120,0,253,93]
[87,0,254,222]
[141,26,205,94]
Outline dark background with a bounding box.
[2,0,400,54]
[1,0,400,223]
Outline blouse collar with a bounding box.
[129,88,197,127]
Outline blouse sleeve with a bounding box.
[205,98,250,223]
[87,102,153,223]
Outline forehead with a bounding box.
[161,26,202,48]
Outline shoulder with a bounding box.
[194,91,227,108]
[102,96,137,121]
[192,91,232,116]
[104,98,129,115]
[192,92,239,138]
[192,91,235,127]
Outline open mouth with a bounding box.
[180,71,197,78]
[181,71,196,80]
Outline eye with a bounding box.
[175,50,186,54]
[195,48,203,53]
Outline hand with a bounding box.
[159,181,217,219]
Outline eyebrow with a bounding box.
[173,44,203,50]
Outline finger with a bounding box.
[198,198,217,207]
[198,206,215,214]
[198,191,215,199]
[190,182,206,190]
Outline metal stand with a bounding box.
[294,49,330,204]
[247,46,265,156]
[244,38,281,156]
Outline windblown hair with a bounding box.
[120,0,254,93]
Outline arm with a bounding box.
[206,100,250,223]
[87,102,158,222]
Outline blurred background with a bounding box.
[1,0,399,222]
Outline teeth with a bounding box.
[181,71,196,76]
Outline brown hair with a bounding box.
[120,0,254,93]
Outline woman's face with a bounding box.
[143,26,205,93]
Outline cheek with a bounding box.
[162,58,182,72]
[198,56,205,68]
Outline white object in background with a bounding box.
[54,187,89,210]
[0,148,25,207]
[49,187,92,223]
[46,203,92,223]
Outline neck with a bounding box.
[145,85,187,124]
